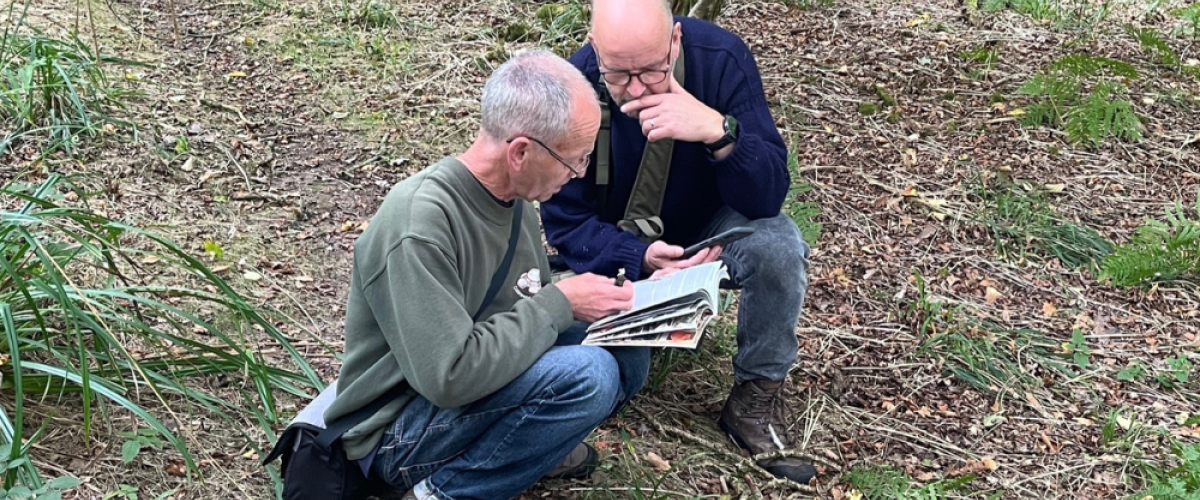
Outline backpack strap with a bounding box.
[472,201,524,321]
[595,49,686,243]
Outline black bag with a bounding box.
[263,202,526,499]
[270,421,392,500]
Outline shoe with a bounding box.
[718,379,817,485]
[543,442,599,479]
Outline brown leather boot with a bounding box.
[718,379,816,484]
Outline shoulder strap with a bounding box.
[303,202,525,452]
[312,382,408,450]
[473,201,524,322]
[599,49,686,243]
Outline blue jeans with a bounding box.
[701,206,811,383]
[371,328,650,500]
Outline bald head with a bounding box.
[591,0,674,58]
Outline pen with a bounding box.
[615,268,626,286]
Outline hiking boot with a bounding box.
[718,379,817,485]
[543,442,599,479]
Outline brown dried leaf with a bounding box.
[984,286,1002,305]
[1042,302,1057,318]
[645,451,671,472]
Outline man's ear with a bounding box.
[506,138,529,172]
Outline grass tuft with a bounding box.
[1,175,320,489]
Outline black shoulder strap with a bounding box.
[307,201,525,451]
[313,382,407,449]
[473,201,524,321]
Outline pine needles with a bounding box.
[1100,195,1200,287]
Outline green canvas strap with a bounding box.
[594,48,686,243]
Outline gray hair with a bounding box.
[480,49,594,144]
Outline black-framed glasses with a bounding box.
[507,136,587,179]
[595,36,673,87]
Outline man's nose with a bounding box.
[626,78,647,97]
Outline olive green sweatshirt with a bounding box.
[323,157,576,460]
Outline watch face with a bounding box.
[725,115,738,138]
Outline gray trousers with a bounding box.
[701,206,811,383]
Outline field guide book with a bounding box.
[582,261,728,349]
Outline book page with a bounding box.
[631,261,725,310]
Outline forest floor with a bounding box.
[8,0,1200,498]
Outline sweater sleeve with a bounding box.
[367,237,574,409]
[709,41,790,219]
[541,45,651,279]
[541,174,650,279]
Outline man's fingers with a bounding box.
[669,71,687,94]
[620,94,666,115]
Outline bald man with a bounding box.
[540,0,816,485]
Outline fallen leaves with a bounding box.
[947,457,999,477]
[1043,301,1057,317]
[984,286,1003,305]
[644,451,670,472]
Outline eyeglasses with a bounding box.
[595,36,673,87]
[507,136,588,179]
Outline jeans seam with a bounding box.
[425,380,561,493]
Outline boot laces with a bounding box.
[746,383,791,450]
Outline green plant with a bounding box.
[1132,442,1200,499]
[671,0,727,20]
[0,444,79,499]
[535,3,589,59]
[1172,4,1200,39]
[959,46,1000,79]
[1158,355,1193,388]
[1016,54,1142,147]
[1100,195,1200,287]
[1065,328,1090,368]
[1125,25,1179,67]
[102,484,139,500]
[1117,361,1145,382]
[920,325,1072,396]
[974,183,1113,268]
[0,4,141,156]
[784,137,822,247]
[983,0,1112,29]
[843,465,976,499]
[1,175,321,485]
[1063,82,1142,146]
[119,428,163,465]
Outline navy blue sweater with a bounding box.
[540,16,788,279]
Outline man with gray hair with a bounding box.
[320,49,645,500]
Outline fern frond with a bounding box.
[1101,197,1200,287]
[1049,53,1140,79]
[1063,83,1142,146]
[1126,25,1181,67]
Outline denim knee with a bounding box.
[544,346,621,420]
[740,217,809,290]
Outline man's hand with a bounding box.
[555,273,635,323]
[620,73,725,144]
[642,240,722,274]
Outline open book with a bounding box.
[583,261,728,349]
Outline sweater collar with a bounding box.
[442,157,517,225]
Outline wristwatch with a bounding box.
[704,114,738,152]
